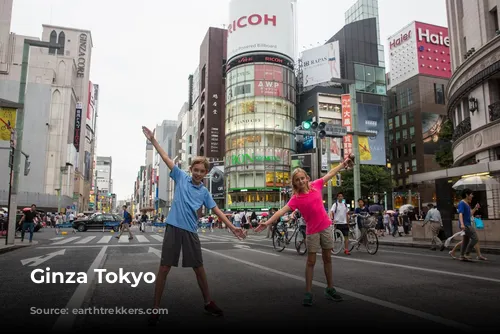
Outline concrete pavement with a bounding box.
[0,227,499,331]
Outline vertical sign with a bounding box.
[74,102,82,152]
[341,94,352,159]
[210,93,220,155]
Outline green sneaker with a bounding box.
[302,292,313,306]
[325,287,343,302]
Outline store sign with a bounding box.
[226,53,294,71]
[341,95,352,160]
[73,102,82,152]
[77,34,88,78]
[232,154,280,164]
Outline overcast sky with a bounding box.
[10,0,447,201]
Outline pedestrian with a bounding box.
[422,203,445,251]
[329,193,350,255]
[142,126,246,326]
[18,204,37,243]
[255,153,355,306]
[115,205,133,240]
[457,188,480,261]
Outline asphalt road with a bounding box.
[0,226,499,332]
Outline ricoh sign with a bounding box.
[227,0,296,61]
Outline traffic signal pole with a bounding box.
[350,84,361,206]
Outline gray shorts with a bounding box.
[161,224,203,268]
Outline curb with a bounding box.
[0,245,29,255]
[379,241,500,255]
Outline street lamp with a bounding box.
[6,39,61,245]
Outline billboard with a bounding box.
[388,21,450,87]
[291,153,313,176]
[87,81,95,129]
[341,94,353,160]
[254,64,283,97]
[209,161,225,200]
[0,108,16,141]
[357,103,386,166]
[227,0,296,61]
[301,41,341,87]
[74,102,83,152]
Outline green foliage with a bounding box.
[435,118,454,168]
[337,165,392,200]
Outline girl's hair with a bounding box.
[190,156,210,171]
[291,168,313,195]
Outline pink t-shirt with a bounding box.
[286,178,331,235]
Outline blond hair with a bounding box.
[190,156,210,171]
[291,168,312,195]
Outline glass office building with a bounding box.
[224,60,297,211]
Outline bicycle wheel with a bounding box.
[295,228,307,255]
[365,229,379,254]
[331,228,344,255]
[347,229,357,252]
[272,223,286,252]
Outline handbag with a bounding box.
[474,217,484,230]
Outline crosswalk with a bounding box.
[47,232,269,246]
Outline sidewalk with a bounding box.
[377,234,500,254]
[0,238,39,255]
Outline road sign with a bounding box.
[326,125,347,136]
[20,249,66,266]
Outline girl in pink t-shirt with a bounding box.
[255,154,355,306]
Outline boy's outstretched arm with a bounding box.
[142,126,175,170]
[212,206,246,240]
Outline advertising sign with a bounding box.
[87,81,95,125]
[301,41,341,87]
[341,94,353,160]
[291,153,312,176]
[226,53,294,72]
[254,64,283,97]
[227,0,296,61]
[388,21,450,87]
[74,102,83,152]
[0,107,16,141]
[357,103,385,166]
[209,161,225,200]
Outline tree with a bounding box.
[337,165,392,201]
[435,119,454,168]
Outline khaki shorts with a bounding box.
[306,225,334,253]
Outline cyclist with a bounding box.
[354,199,370,248]
[330,193,350,255]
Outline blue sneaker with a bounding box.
[325,287,343,302]
[303,292,313,306]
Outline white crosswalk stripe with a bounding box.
[135,235,149,243]
[97,236,112,244]
[150,235,164,242]
[51,237,80,245]
[75,236,96,244]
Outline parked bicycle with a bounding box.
[272,215,307,255]
[332,213,379,255]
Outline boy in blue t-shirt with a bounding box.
[457,188,480,261]
[142,126,246,325]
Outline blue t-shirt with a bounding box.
[457,200,472,227]
[166,166,217,233]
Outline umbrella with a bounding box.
[385,210,396,214]
[452,175,500,191]
[399,204,414,214]
[368,204,384,213]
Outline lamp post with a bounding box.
[6,39,61,245]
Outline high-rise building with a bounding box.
[386,21,452,208]
[0,0,95,212]
[96,156,112,211]
[224,0,298,211]
[155,120,179,213]
[345,0,385,68]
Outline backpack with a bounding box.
[241,213,247,225]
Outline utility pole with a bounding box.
[6,39,60,245]
[350,84,361,207]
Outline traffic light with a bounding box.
[318,122,326,139]
[331,173,342,187]
[302,120,312,130]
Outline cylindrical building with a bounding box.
[224,0,297,212]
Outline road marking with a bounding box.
[135,235,149,243]
[50,237,65,240]
[97,236,112,244]
[51,237,80,245]
[233,244,280,256]
[118,236,130,243]
[201,247,475,331]
[150,235,163,242]
[20,249,66,266]
[332,255,500,284]
[379,249,451,259]
[148,247,161,258]
[75,236,96,244]
[52,246,107,332]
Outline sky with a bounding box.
[9,0,448,201]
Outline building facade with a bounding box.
[386,21,452,208]
[95,156,112,212]
[155,120,179,213]
[224,0,298,211]
[0,0,94,212]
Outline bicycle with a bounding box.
[331,223,345,255]
[271,216,307,255]
[345,213,379,255]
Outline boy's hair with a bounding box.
[291,168,312,195]
[190,156,210,171]
[461,188,473,199]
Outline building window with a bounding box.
[412,159,417,172]
[404,144,409,157]
[407,88,413,105]
[388,118,393,130]
[434,83,445,104]
[411,143,416,155]
[402,129,408,140]
[354,63,386,95]
[57,31,65,55]
[49,30,57,55]
[490,7,499,39]
[408,112,414,124]
[401,114,407,126]
[396,131,401,141]
[409,126,415,138]
[397,163,402,175]
[395,116,400,128]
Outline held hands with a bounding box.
[142,126,155,141]
[230,226,247,240]
[254,221,269,233]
